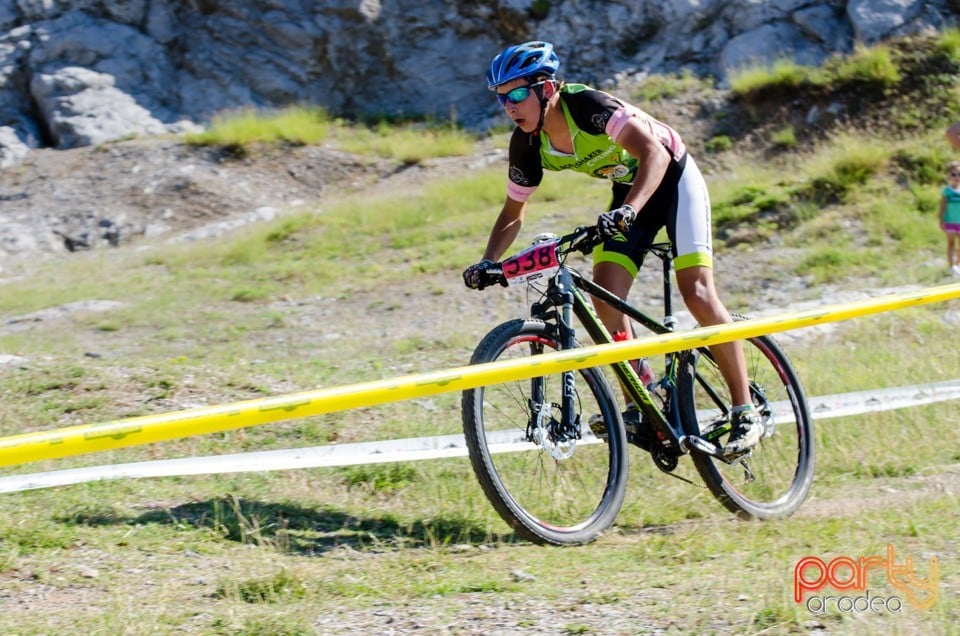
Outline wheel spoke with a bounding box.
[462,320,628,545]
[680,331,814,518]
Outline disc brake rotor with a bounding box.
[531,402,576,460]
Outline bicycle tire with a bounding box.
[677,324,814,519]
[461,319,628,545]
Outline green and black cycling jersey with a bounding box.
[504,83,712,273]
[505,83,687,201]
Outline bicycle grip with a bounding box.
[479,267,507,289]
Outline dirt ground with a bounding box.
[0,139,389,266]
[1,132,958,635]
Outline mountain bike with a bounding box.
[461,224,814,545]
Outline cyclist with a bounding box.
[462,41,761,458]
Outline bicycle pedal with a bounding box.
[721,446,754,462]
[587,413,608,441]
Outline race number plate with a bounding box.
[502,240,560,286]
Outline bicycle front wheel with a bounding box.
[678,329,814,519]
[461,319,628,545]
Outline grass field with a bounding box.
[0,171,956,635]
[2,33,960,636]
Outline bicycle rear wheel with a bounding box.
[461,319,628,545]
[677,328,814,518]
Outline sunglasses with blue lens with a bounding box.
[496,80,548,106]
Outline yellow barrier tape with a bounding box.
[2,283,959,469]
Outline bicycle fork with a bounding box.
[556,272,580,436]
[527,269,581,446]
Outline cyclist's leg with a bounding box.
[593,184,661,403]
[593,260,638,406]
[592,180,661,328]
[675,265,750,406]
[671,156,758,451]
[592,262,634,340]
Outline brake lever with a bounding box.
[567,225,601,255]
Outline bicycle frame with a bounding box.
[466,227,815,543]
[530,242,690,454]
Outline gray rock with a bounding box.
[794,5,855,51]
[0,125,30,167]
[847,0,926,42]
[29,11,178,116]
[719,21,831,75]
[30,66,166,148]
[0,0,17,32]
[15,0,144,24]
[0,0,954,163]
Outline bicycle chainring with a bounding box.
[651,441,679,473]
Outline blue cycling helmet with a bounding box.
[486,41,560,90]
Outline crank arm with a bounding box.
[679,434,737,464]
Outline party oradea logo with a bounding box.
[794,544,938,614]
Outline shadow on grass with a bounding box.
[57,496,505,555]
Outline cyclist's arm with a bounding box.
[609,116,672,212]
[482,196,526,261]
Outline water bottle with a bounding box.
[612,330,656,388]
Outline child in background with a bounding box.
[940,160,960,275]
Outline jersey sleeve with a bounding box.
[562,88,625,135]
[506,128,543,202]
[564,88,687,161]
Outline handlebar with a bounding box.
[557,224,673,260]
[473,222,672,291]
[474,224,603,290]
[560,224,605,255]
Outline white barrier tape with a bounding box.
[2,379,959,494]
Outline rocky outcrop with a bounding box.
[0,0,954,163]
